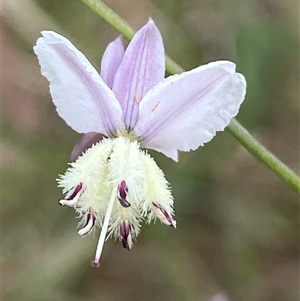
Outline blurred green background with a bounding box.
[2,0,299,301]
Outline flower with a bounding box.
[34,19,246,267]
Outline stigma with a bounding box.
[57,137,175,267]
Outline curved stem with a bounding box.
[80,0,185,74]
[227,119,299,193]
[79,0,300,193]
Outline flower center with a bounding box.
[115,128,139,141]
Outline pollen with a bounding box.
[57,137,175,267]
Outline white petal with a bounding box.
[34,31,124,136]
[135,61,246,160]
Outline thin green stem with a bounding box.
[79,0,300,193]
[81,0,135,39]
[79,0,184,74]
[227,119,299,193]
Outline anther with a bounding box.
[134,91,141,104]
[117,180,130,207]
[120,220,133,250]
[151,101,160,112]
[152,202,176,227]
[59,182,84,206]
[78,211,96,236]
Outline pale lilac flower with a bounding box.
[33,19,246,267]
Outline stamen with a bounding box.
[151,101,160,112]
[152,202,176,228]
[134,91,141,104]
[78,211,96,236]
[117,180,130,207]
[120,220,133,250]
[92,187,117,267]
[59,182,84,206]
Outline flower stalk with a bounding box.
[79,0,300,193]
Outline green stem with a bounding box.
[79,0,184,73]
[79,0,300,193]
[227,119,299,193]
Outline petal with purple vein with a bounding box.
[135,61,246,160]
[34,31,124,136]
[112,19,165,130]
[100,37,124,89]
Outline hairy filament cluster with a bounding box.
[58,137,175,266]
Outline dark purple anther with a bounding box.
[120,220,133,250]
[67,182,83,200]
[117,180,130,207]
[59,182,85,206]
[152,202,176,227]
[77,210,96,236]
